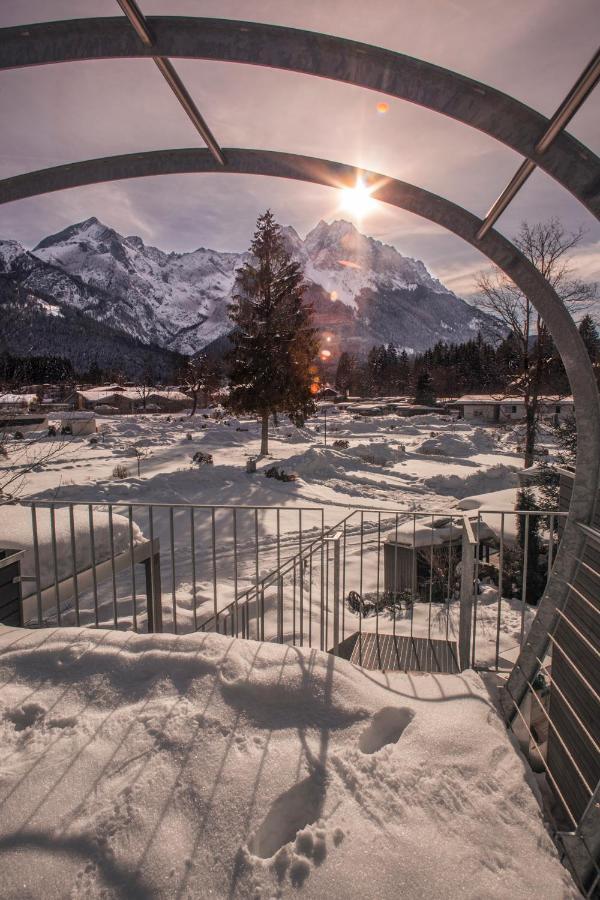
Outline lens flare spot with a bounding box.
[376,101,389,114]
[320,349,332,360]
[330,290,338,301]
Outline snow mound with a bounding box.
[469,427,500,452]
[425,464,520,499]
[415,432,478,457]
[401,414,454,426]
[282,447,346,480]
[0,626,577,899]
[346,441,404,466]
[0,504,143,599]
[500,422,557,446]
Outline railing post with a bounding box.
[458,517,477,671]
[326,531,342,655]
[277,576,284,642]
[145,540,162,633]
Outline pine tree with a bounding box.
[579,314,600,364]
[413,370,436,406]
[227,211,318,455]
[516,488,546,605]
[397,350,411,393]
[335,351,356,395]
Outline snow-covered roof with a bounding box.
[0,393,37,405]
[76,388,134,402]
[148,390,190,402]
[451,394,574,405]
[387,515,496,548]
[76,387,190,402]
[60,411,96,421]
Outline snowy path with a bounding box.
[0,626,576,899]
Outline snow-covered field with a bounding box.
[0,625,576,899]
[1,407,553,665]
[5,406,534,508]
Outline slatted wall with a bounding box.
[547,471,600,825]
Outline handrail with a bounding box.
[198,508,360,631]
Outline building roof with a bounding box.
[451,394,574,405]
[76,387,190,403]
[0,393,38,405]
[60,411,96,421]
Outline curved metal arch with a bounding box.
[0,148,598,704]
[1,16,599,220]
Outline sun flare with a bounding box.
[339,178,376,219]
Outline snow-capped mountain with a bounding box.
[1,217,496,358]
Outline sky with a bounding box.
[0,0,598,298]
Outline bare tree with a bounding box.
[0,388,68,499]
[477,219,596,467]
[134,367,156,413]
[182,355,222,416]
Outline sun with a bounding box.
[339,178,376,219]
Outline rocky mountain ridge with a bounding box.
[0,217,496,360]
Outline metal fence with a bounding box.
[1,499,565,673]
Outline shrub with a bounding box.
[112,464,129,479]
[332,439,349,449]
[192,451,213,466]
[345,589,412,616]
[264,465,296,482]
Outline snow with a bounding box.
[416,433,479,457]
[0,406,556,661]
[0,505,143,600]
[424,464,520,500]
[0,625,577,899]
[0,394,38,406]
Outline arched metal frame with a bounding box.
[1,16,599,219]
[1,16,599,713]
[1,146,598,708]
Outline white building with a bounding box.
[59,411,97,436]
[449,394,574,424]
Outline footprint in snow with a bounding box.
[4,701,47,731]
[249,768,326,860]
[358,706,415,754]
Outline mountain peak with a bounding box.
[33,216,112,251]
[305,219,359,241]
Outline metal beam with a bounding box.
[115,1,225,166]
[476,46,600,240]
[1,17,598,220]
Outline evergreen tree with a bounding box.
[227,211,318,454]
[413,370,436,406]
[335,351,356,395]
[397,350,411,393]
[516,488,546,605]
[579,314,600,365]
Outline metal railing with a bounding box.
[0,499,566,673]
